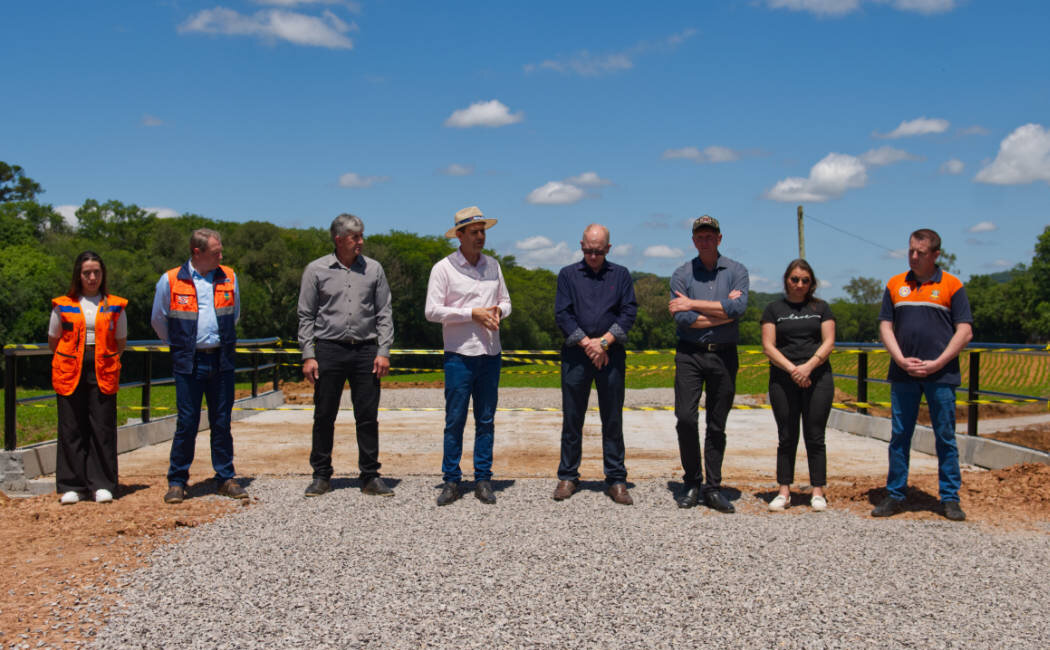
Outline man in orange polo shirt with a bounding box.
[872,228,973,521]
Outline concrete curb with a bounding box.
[828,408,1050,470]
[1,390,285,495]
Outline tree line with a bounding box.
[3,162,1048,360]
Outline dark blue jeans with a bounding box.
[558,345,627,485]
[442,352,501,483]
[887,381,961,502]
[167,349,235,487]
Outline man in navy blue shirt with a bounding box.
[553,224,638,505]
[669,215,749,513]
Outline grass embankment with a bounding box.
[5,348,1047,448]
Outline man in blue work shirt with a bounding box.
[553,224,638,505]
[151,228,247,504]
[669,215,749,513]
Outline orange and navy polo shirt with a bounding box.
[878,266,972,385]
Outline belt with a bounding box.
[195,347,221,355]
[319,338,377,347]
[679,341,735,353]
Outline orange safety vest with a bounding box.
[51,294,128,396]
[165,263,238,374]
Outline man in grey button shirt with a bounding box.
[297,213,395,498]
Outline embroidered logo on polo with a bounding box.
[176,295,191,304]
[898,286,911,297]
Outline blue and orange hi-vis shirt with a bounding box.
[878,266,973,386]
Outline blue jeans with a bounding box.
[442,353,500,483]
[887,381,961,502]
[167,350,236,486]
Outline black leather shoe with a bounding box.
[361,476,394,497]
[871,496,904,518]
[704,489,735,513]
[676,485,700,509]
[304,478,331,497]
[475,480,496,505]
[436,482,460,506]
[942,500,966,521]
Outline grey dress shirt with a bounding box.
[297,253,394,359]
[669,254,749,345]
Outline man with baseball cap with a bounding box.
[668,215,749,513]
[425,206,512,506]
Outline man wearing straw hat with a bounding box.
[425,206,512,506]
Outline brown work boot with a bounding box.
[606,482,633,505]
[163,485,187,504]
[552,479,579,501]
[217,478,248,499]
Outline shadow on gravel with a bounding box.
[426,480,517,493]
[754,489,813,508]
[116,483,152,498]
[576,480,637,493]
[329,477,403,492]
[865,485,942,513]
[664,481,743,505]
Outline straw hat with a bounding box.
[445,206,498,238]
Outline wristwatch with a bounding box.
[599,337,609,351]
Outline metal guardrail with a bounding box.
[3,337,281,451]
[831,342,1049,437]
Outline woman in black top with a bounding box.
[760,259,835,512]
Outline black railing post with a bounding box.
[4,350,16,451]
[272,353,279,392]
[141,350,152,424]
[857,351,868,416]
[251,352,259,398]
[967,350,980,436]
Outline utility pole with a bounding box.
[797,205,806,260]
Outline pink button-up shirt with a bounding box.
[425,250,513,356]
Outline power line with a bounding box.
[806,213,898,254]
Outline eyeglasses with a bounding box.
[581,248,607,256]
[789,276,812,285]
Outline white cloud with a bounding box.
[644,245,685,259]
[766,0,957,16]
[55,205,79,227]
[940,158,965,174]
[526,181,586,205]
[338,172,389,188]
[565,171,612,187]
[859,146,918,166]
[439,163,474,176]
[444,100,523,128]
[141,114,165,127]
[178,7,355,49]
[514,235,555,251]
[512,240,582,269]
[749,274,776,292]
[764,153,868,202]
[874,116,950,139]
[960,125,989,136]
[610,244,632,257]
[145,206,180,219]
[974,123,1050,186]
[887,248,908,259]
[662,145,741,163]
[524,29,696,77]
[254,0,361,11]
[986,259,1013,269]
[968,221,998,233]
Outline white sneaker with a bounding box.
[768,494,789,511]
[60,491,80,505]
[94,489,113,503]
[811,495,827,511]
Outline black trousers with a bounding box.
[674,344,738,491]
[310,339,381,481]
[768,364,832,487]
[56,354,118,494]
[558,345,627,485]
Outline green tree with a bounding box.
[843,276,883,304]
[0,162,43,202]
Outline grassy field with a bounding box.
[4,346,1047,448]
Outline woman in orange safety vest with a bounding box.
[48,251,128,505]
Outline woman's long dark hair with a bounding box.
[782,258,820,303]
[67,251,108,299]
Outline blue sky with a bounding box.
[4,0,1049,297]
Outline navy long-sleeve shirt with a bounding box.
[555,260,637,347]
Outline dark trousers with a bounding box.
[310,340,381,481]
[558,345,627,485]
[768,364,832,487]
[167,349,235,487]
[674,344,738,491]
[56,356,118,494]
